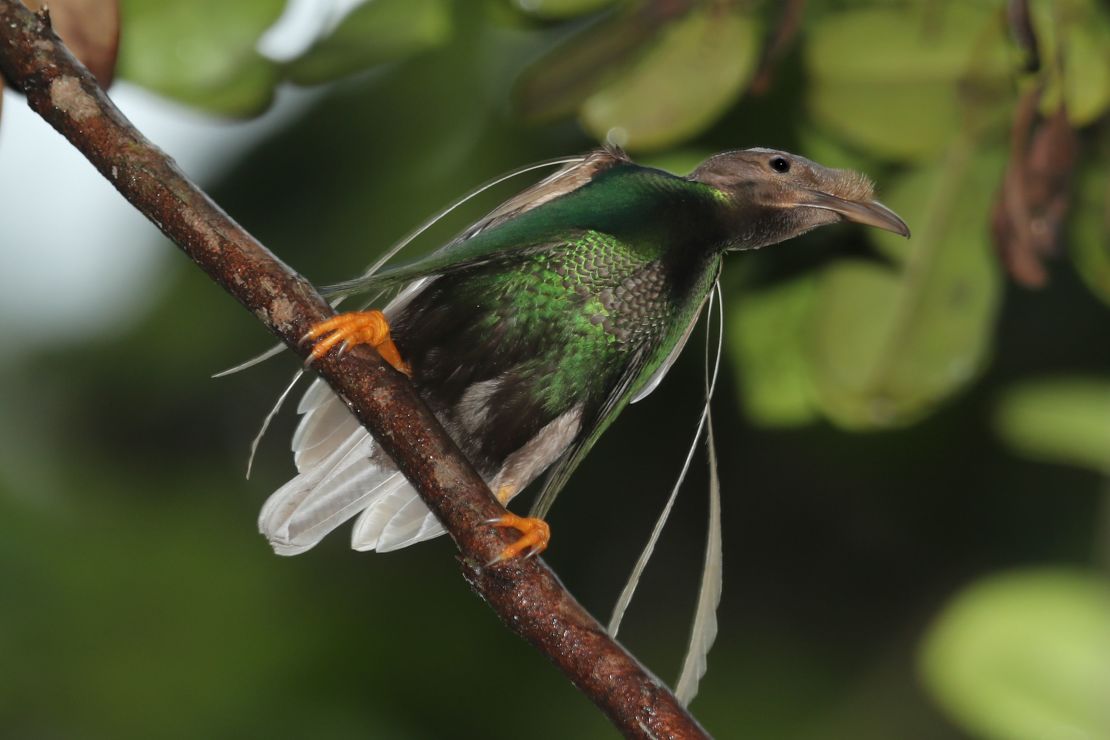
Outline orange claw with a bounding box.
[489,512,550,564]
[302,310,411,376]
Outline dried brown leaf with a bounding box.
[23,0,119,88]
[992,89,1080,288]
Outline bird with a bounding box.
[257,147,909,563]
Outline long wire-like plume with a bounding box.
[674,281,725,705]
[337,156,586,289]
[245,368,303,478]
[608,280,725,638]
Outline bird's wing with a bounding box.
[322,149,633,299]
[320,153,606,299]
[459,146,629,239]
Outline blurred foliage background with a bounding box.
[2,0,1110,738]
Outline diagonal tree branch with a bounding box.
[0,3,708,738]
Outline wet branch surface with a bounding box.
[0,2,708,738]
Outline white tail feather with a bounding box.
[261,381,416,555]
[259,427,375,554]
[350,480,445,551]
[292,381,363,471]
[375,496,446,552]
[274,450,393,549]
[262,374,453,556]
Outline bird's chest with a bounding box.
[489,237,675,354]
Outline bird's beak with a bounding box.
[798,190,911,238]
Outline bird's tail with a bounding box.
[258,379,445,555]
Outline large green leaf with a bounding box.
[285,0,452,86]
[805,4,1013,162]
[921,569,1110,740]
[512,0,619,20]
[118,0,284,116]
[579,1,760,151]
[995,378,1110,474]
[1071,144,1110,306]
[512,2,694,124]
[807,140,1004,429]
[727,276,819,427]
[639,148,714,176]
[1032,0,1110,126]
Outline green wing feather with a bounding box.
[322,148,629,298]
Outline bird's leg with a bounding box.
[302,310,412,376]
[487,485,551,564]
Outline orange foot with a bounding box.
[488,512,551,564]
[302,310,411,376]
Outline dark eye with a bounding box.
[769,156,790,173]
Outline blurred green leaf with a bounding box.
[511,0,618,20]
[579,2,760,151]
[285,0,452,86]
[1033,0,1110,126]
[808,140,1003,429]
[639,148,714,176]
[921,569,1110,740]
[995,378,1110,474]
[1071,145,1110,306]
[118,0,284,116]
[796,124,880,174]
[512,2,690,123]
[805,4,1012,162]
[727,276,819,427]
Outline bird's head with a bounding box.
[689,148,910,250]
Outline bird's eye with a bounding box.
[769,156,790,173]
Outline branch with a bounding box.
[0,3,708,738]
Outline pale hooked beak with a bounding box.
[799,190,911,238]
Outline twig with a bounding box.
[750,0,805,95]
[0,3,708,738]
